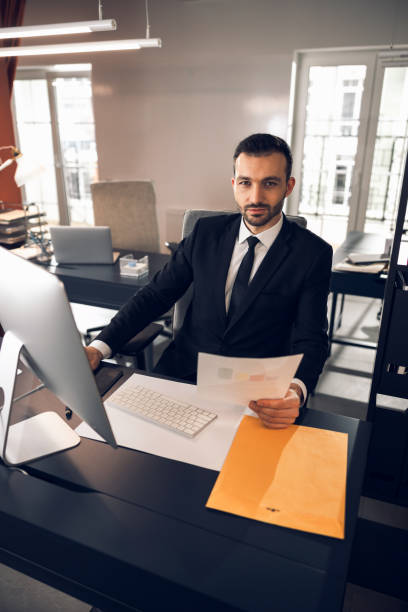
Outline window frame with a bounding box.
[12,66,93,226]
[287,47,408,236]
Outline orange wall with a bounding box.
[0,59,21,208]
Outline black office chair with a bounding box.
[89,209,307,370]
[83,321,164,370]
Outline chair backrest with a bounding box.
[91,180,160,252]
[172,209,307,335]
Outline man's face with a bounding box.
[232,152,295,233]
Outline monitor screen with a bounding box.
[0,247,116,464]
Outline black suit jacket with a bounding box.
[98,213,333,394]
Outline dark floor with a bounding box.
[1,295,407,611]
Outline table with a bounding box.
[42,236,387,351]
[40,235,386,354]
[44,249,170,310]
[329,232,388,351]
[0,364,371,612]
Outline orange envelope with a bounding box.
[206,416,348,539]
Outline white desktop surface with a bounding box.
[76,372,249,471]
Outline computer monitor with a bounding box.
[0,246,116,465]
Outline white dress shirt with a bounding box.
[91,213,307,404]
[225,215,283,312]
[224,215,306,404]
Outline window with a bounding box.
[364,66,408,233]
[288,49,408,246]
[12,79,59,223]
[341,92,356,119]
[12,66,98,226]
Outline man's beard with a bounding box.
[242,200,284,227]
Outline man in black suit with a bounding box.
[85,134,332,428]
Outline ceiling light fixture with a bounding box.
[0,38,161,58]
[0,0,161,57]
[0,20,117,40]
[0,1,116,40]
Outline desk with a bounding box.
[0,365,371,612]
[42,236,385,353]
[44,249,170,310]
[43,237,386,350]
[329,232,387,351]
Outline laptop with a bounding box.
[50,226,120,264]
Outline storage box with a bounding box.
[119,254,149,278]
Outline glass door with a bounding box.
[52,77,98,225]
[288,50,376,248]
[288,49,408,247]
[298,64,367,243]
[362,64,408,235]
[13,67,98,226]
[13,78,60,223]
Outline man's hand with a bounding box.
[84,346,103,371]
[248,387,301,429]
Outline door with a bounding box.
[288,48,408,246]
[12,67,98,226]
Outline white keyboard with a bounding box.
[107,382,217,438]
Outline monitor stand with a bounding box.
[0,331,80,466]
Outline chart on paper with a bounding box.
[197,352,303,406]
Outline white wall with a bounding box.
[20,0,408,246]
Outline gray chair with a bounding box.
[85,180,164,369]
[91,180,160,252]
[172,209,307,336]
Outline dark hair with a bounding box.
[233,133,293,181]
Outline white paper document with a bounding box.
[197,352,303,406]
[76,372,248,471]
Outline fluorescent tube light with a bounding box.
[378,50,408,58]
[0,38,161,58]
[0,20,117,40]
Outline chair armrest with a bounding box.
[165,241,179,254]
[118,322,163,356]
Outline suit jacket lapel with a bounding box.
[225,217,293,331]
[214,215,241,325]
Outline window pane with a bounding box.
[364,67,408,235]
[53,77,98,225]
[298,65,367,245]
[13,80,59,224]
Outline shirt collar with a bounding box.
[238,213,283,248]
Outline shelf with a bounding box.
[365,144,408,506]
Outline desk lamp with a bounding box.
[0,145,22,173]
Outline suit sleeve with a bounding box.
[96,223,199,355]
[291,241,333,395]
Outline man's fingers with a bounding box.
[262,422,294,429]
[249,400,261,413]
[84,346,102,371]
[248,403,298,418]
[259,416,296,427]
[248,396,299,429]
[255,396,298,409]
[259,412,297,427]
[260,413,296,422]
[258,406,299,418]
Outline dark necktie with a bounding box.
[227,236,259,322]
